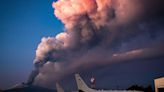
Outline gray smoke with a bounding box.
[28,0,164,88]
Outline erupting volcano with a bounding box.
[25,0,164,89]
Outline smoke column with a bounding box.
[27,0,164,88]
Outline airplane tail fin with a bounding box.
[75,74,91,92]
[56,83,64,92]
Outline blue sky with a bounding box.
[0,0,63,89]
[0,0,164,90]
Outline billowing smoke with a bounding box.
[28,0,164,88]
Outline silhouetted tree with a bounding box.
[127,85,144,91]
[144,85,153,92]
[127,85,154,92]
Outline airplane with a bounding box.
[75,74,143,92]
[55,74,143,92]
[56,83,65,92]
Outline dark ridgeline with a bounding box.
[2,85,56,92]
[127,85,154,92]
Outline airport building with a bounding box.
[154,77,164,92]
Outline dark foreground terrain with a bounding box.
[1,84,56,92]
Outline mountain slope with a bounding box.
[3,84,56,92]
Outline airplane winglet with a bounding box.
[75,74,91,92]
[56,83,64,92]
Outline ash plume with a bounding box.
[28,0,164,88]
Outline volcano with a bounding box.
[2,83,56,92]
